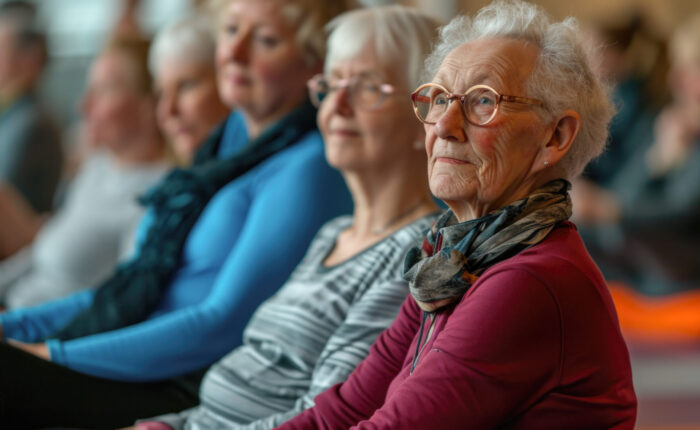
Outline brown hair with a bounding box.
[103,36,154,94]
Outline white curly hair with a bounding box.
[423,0,615,178]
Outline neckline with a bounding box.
[317,211,441,273]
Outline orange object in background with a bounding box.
[609,282,700,342]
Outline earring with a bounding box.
[544,161,550,166]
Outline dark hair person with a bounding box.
[0,1,61,215]
[280,1,637,428]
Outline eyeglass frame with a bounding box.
[307,73,396,110]
[410,82,543,126]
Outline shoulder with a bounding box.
[468,221,610,320]
[316,215,353,238]
[263,130,327,174]
[484,222,602,286]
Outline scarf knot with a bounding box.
[403,179,572,312]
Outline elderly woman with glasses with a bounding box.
[130,6,441,430]
[279,1,637,429]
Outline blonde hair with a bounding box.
[104,37,154,94]
[208,0,356,66]
[670,14,700,66]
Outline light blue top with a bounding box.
[0,111,352,382]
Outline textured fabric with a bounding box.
[0,111,352,382]
[0,153,168,308]
[279,222,637,430]
[0,95,62,212]
[52,102,318,340]
[144,213,437,430]
[404,179,571,310]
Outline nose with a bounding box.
[434,100,467,142]
[158,90,178,120]
[328,84,354,117]
[229,33,250,63]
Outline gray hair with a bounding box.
[325,5,442,90]
[148,14,217,77]
[424,0,614,178]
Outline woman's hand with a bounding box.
[7,339,50,360]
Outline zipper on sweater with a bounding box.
[410,311,436,374]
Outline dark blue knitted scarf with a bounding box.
[51,102,318,340]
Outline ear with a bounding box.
[536,109,581,168]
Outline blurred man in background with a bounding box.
[0,1,62,214]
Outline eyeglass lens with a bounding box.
[413,85,499,125]
[309,76,387,109]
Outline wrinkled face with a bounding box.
[318,46,423,172]
[425,37,550,219]
[80,52,151,150]
[216,0,316,124]
[155,58,229,163]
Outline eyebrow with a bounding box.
[433,70,499,93]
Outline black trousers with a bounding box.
[0,342,199,429]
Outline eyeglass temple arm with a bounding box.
[501,95,542,106]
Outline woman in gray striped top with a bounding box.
[135,5,442,430]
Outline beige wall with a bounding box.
[403,0,700,37]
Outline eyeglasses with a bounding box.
[410,83,543,126]
[307,74,395,110]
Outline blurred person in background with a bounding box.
[0,37,171,309]
[572,13,700,342]
[580,11,669,188]
[0,1,63,257]
[573,13,700,298]
[133,6,440,429]
[149,13,230,164]
[0,0,353,427]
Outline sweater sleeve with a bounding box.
[278,295,422,430]
[281,269,562,430]
[0,290,95,342]
[47,147,351,381]
[242,280,410,429]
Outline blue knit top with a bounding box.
[0,111,352,381]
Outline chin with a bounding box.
[430,177,476,205]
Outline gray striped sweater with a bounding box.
[151,213,437,429]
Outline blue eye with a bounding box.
[478,96,494,105]
[433,94,448,106]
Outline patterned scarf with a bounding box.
[51,102,318,340]
[403,179,572,312]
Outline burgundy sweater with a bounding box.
[277,222,637,429]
